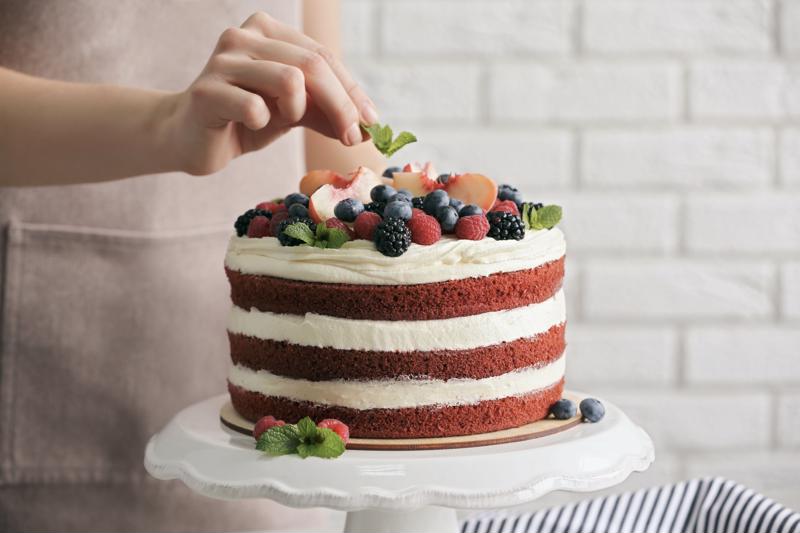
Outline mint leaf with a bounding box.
[522,202,534,230]
[256,425,300,456]
[361,122,417,157]
[315,223,328,240]
[296,428,346,459]
[283,223,315,245]
[325,228,350,249]
[296,417,318,440]
[536,205,562,229]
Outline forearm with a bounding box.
[0,67,180,186]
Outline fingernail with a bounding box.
[344,123,361,146]
[361,102,379,125]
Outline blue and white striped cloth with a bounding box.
[460,478,800,533]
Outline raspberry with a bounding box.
[411,207,426,218]
[234,208,271,237]
[407,213,441,245]
[256,201,283,213]
[246,215,271,238]
[269,210,290,237]
[317,418,350,444]
[253,415,286,440]
[354,211,382,241]
[490,199,520,216]
[325,217,356,239]
[455,215,489,240]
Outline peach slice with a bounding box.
[392,162,440,197]
[308,166,383,223]
[299,169,350,197]
[446,173,498,212]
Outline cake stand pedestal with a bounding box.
[144,394,654,533]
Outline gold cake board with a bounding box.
[219,395,583,451]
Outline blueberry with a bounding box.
[371,184,397,203]
[382,166,402,178]
[287,203,309,218]
[284,192,309,208]
[579,398,605,423]
[333,198,364,222]
[497,184,523,206]
[437,173,451,184]
[459,204,483,217]
[449,197,464,213]
[390,189,413,203]
[435,205,459,232]
[422,189,450,216]
[549,399,577,420]
[383,200,412,221]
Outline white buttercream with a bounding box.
[228,290,565,351]
[224,228,565,285]
[228,356,565,409]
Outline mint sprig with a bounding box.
[361,123,417,157]
[255,417,346,459]
[281,222,350,249]
[522,203,563,230]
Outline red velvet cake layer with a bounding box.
[229,378,565,438]
[226,256,564,321]
[229,323,565,381]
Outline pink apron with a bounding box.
[0,1,326,530]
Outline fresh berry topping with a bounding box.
[412,196,425,209]
[449,197,465,213]
[383,200,413,221]
[234,208,271,237]
[579,398,605,423]
[497,184,523,206]
[487,212,525,241]
[454,214,489,240]
[333,198,364,222]
[459,204,483,217]
[533,202,544,210]
[390,189,413,203]
[407,212,442,245]
[382,166,402,178]
[277,216,317,246]
[284,192,309,208]
[435,205,459,233]
[370,184,397,203]
[364,201,386,215]
[354,211,382,240]
[374,217,412,257]
[549,399,577,420]
[491,199,520,216]
[437,173,451,184]
[269,210,290,237]
[256,201,281,213]
[288,203,309,218]
[253,415,286,440]
[246,215,271,238]
[422,189,450,216]
[412,207,426,217]
[317,418,350,444]
[325,218,356,239]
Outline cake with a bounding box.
[224,163,566,439]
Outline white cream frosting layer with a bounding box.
[228,356,565,409]
[228,290,565,351]
[225,228,565,285]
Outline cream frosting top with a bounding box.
[224,227,566,285]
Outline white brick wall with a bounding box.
[343,0,800,510]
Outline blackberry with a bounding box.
[533,202,544,210]
[364,201,386,215]
[487,211,525,241]
[374,217,411,257]
[234,208,271,237]
[277,216,317,247]
[412,197,425,209]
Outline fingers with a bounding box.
[241,13,378,127]
[192,80,270,131]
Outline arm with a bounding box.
[303,0,386,175]
[0,11,379,187]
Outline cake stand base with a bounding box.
[145,393,653,533]
[344,507,458,533]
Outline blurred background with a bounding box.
[340,0,800,512]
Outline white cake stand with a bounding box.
[144,393,654,533]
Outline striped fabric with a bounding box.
[460,478,800,533]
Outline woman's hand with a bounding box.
[165,12,379,175]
